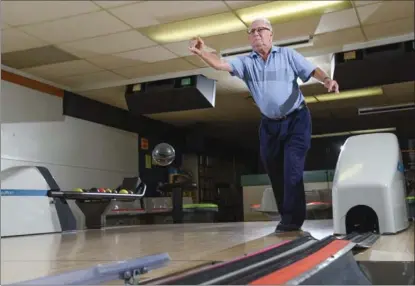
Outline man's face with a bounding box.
[248,21,273,51]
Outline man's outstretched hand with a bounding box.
[189,37,204,56]
[323,78,340,93]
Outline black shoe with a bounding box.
[274,223,303,234]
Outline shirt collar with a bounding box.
[249,45,280,58]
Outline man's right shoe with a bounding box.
[274,223,310,236]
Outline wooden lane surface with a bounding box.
[354,221,414,262]
[1,222,276,284]
[4,219,413,284]
[0,221,330,284]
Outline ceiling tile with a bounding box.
[112,58,197,78]
[202,30,249,52]
[163,40,216,57]
[57,30,156,58]
[1,28,48,53]
[79,85,128,109]
[308,27,365,49]
[182,55,209,68]
[86,54,145,70]
[1,1,100,26]
[315,8,360,34]
[80,85,126,99]
[198,67,229,81]
[357,1,414,26]
[2,45,79,69]
[300,83,328,97]
[383,81,415,100]
[109,1,230,28]
[115,46,178,63]
[93,1,140,8]
[79,87,128,109]
[271,15,322,42]
[20,11,131,44]
[353,1,383,7]
[21,60,102,79]
[53,71,127,88]
[224,1,271,10]
[363,17,414,41]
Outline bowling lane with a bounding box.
[0,221,333,284]
[0,222,273,284]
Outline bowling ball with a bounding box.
[98,188,106,193]
[152,143,175,166]
[119,189,129,194]
[106,189,112,193]
[73,188,83,192]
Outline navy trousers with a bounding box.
[259,105,312,228]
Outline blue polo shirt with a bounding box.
[228,46,316,118]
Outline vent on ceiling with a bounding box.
[220,36,313,58]
[358,103,415,115]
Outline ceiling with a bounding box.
[1,0,414,146]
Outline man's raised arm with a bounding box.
[189,37,232,72]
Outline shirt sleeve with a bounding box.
[227,56,246,80]
[287,48,317,83]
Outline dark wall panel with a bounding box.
[63,91,183,138]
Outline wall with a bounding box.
[1,79,139,191]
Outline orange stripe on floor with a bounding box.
[250,239,350,285]
[1,70,64,98]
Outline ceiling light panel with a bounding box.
[141,12,246,44]
[236,1,352,25]
[314,86,383,102]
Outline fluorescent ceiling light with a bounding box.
[358,102,415,115]
[309,87,383,102]
[237,1,351,25]
[141,1,351,44]
[304,97,318,103]
[312,127,396,138]
[142,12,246,44]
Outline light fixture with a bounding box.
[236,1,351,25]
[141,12,246,44]
[358,102,415,115]
[141,1,351,44]
[312,127,396,138]
[304,96,318,103]
[308,86,383,102]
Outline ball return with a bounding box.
[47,177,147,229]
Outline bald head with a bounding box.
[248,17,273,55]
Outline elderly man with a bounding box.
[189,18,339,234]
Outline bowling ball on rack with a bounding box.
[152,143,175,166]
